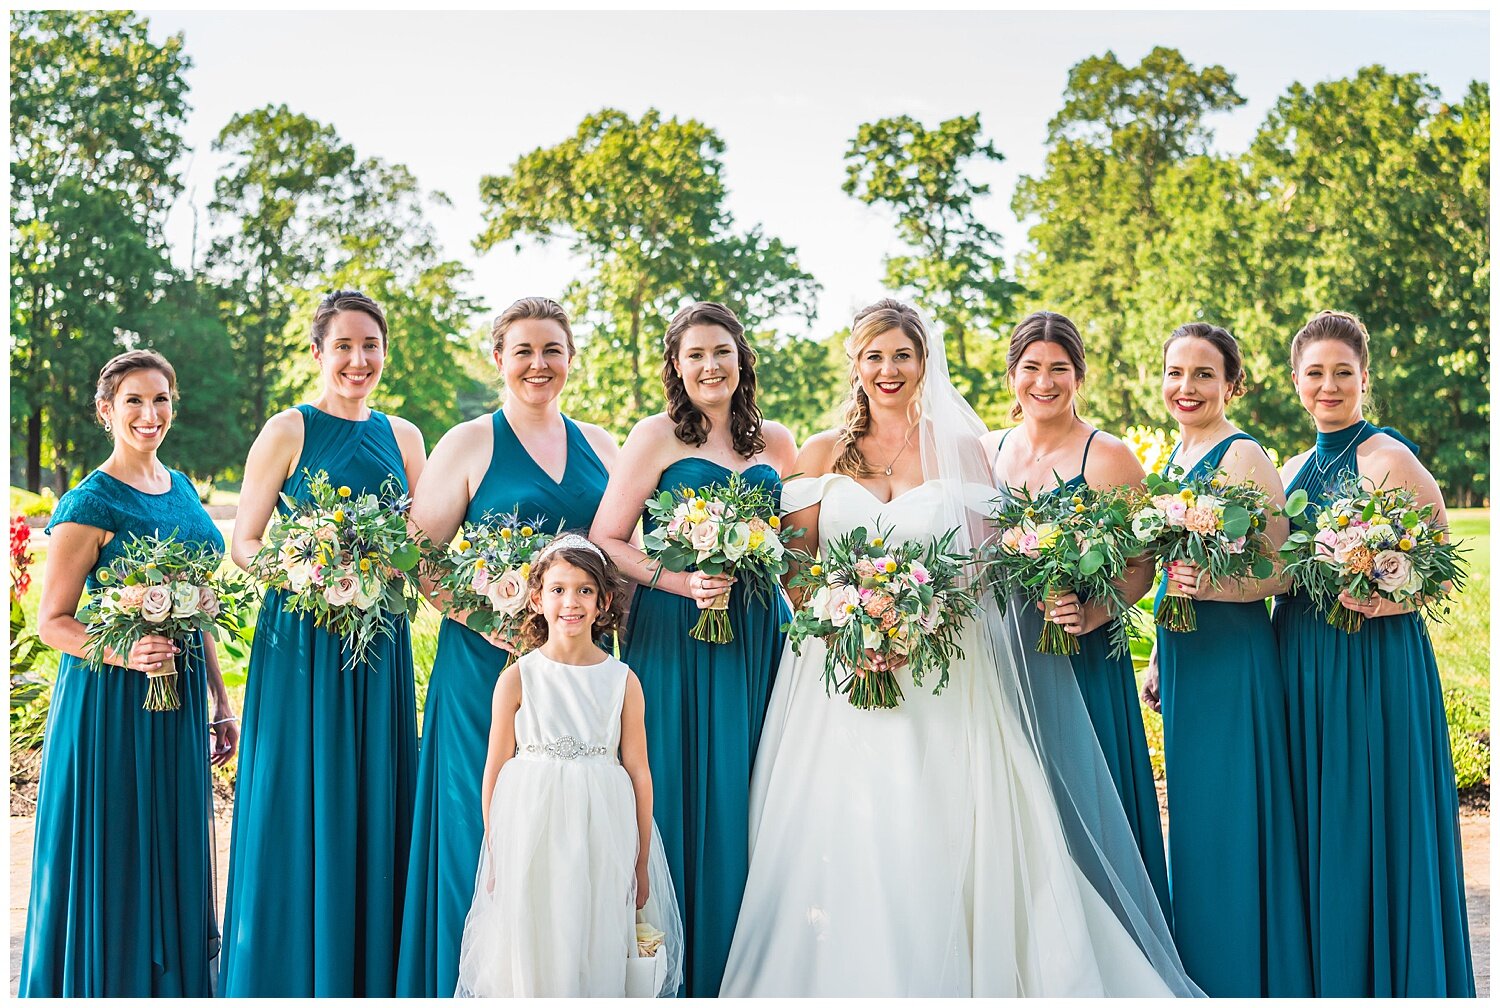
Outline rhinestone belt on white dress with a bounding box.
[517,735,612,760]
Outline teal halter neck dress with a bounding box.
[621,456,789,997]
[1272,420,1473,996]
[396,411,608,997]
[994,429,1170,916]
[1153,432,1313,995]
[220,405,419,996]
[20,469,221,996]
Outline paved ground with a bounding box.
[8,804,1489,995]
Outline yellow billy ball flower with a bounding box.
[1337,514,1350,527]
[474,558,487,569]
[359,558,371,572]
[809,564,823,577]
[1073,504,1085,514]
[1071,496,1083,505]
[871,537,884,548]
[1398,537,1413,551]
[457,539,471,552]
[768,515,781,529]
[683,488,696,499]
[519,562,530,579]
[883,559,897,573]
[520,526,534,537]
[333,509,345,523]
[338,486,352,498]
[500,527,513,539]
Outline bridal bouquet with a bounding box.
[434,510,553,642]
[641,473,803,643]
[1129,468,1275,632]
[79,533,254,711]
[986,484,1141,657]
[784,521,977,710]
[1280,475,1466,632]
[252,470,432,669]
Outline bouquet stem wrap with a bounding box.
[845,661,905,710]
[1157,582,1197,633]
[143,647,181,712]
[1327,601,1364,633]
[1038,588,1081,655]
[692,585,734,644]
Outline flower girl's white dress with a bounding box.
[454,651,681,997]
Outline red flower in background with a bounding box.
[11,514,33,599]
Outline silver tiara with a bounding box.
[536,533,607,563]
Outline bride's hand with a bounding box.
[860,648,908,675]
[681,571,735,609]
[635,861,651,909]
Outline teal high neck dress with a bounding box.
[1272,420,1473,996]
[20,468,222,997]
[1153,432,1313,996]
[396,411,608,997]
[993,429,1170,918]
[621,457,789,997]
[219,405,418,996]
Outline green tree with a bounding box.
[206,105,355,436]
[477,108,822,429]
[843,114,1020,419]
[1013,48,1244,421]
[10,11,190,491]
[131,277,250,486]
[278,158,487,446]
[1245,69,1489,502]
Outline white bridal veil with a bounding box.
[914,310,1201,996]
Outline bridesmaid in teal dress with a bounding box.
[981,310,1169,916]
[592,302,797,996]
[20,350,239,996]
[397,297,618,996]
[1147,323,1312,996]
[1271,310,1473,996]
[220,291,428,996]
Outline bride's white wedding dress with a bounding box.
[720,473,1177,997]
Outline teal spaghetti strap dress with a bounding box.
[220,405,418,997]
[1272,421,1473,996]
[19,469,220,997]
[1154,432,1313,995]
[396,412,608,997]
[994,430,1169,915]
[622,457,789,997]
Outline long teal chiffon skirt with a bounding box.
[624,583,786,997]
[219,589,417,996]
[1274,594,1473,996]
[19,635,217,997]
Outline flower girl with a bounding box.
[455,534,682,997]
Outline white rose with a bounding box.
[170,581,200,618]
[721,522,751,562]
[285,561,315,592]
[759,532,785,561]
[827,586,861,628]
[323,572,359,608]
[1131,508,1166,543]
[485,568,530,617]
[860,624,883,652]
[140,585,172,623]
[352,577,382,611]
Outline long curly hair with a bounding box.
[661,301,765,459]
[514,537,629,653]
[832,299,928,478]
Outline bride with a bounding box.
[720,300,1199,996]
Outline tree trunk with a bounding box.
[627,292,644,415]
[26,408,41,494]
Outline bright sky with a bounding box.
[142,10,1488,336]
